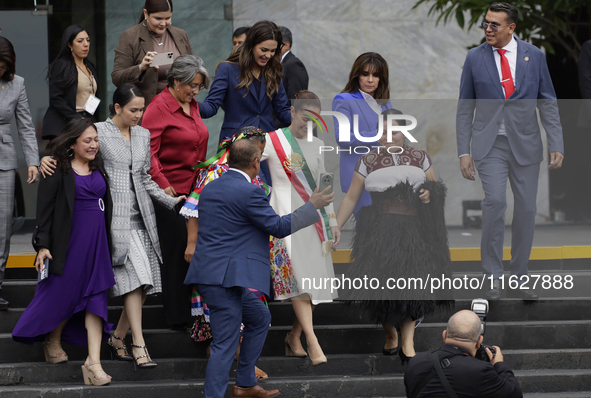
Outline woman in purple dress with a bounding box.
[12,118,115,386]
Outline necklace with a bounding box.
[71,164,92,175]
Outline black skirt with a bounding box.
[346,181,454,328]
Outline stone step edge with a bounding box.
[2,319,591,340]
[2,348,591,368]
[2,368,591,390]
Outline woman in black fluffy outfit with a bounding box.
[336,109,452,364]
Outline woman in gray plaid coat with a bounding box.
[41,83,184,368]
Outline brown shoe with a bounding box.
[232,385,280,397]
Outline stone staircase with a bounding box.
[1,259,591,397]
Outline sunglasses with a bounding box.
[480,22,512,32]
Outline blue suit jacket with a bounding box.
[184,170,319,296]
[456,38,564,165]
[332,91,392,212]
[198,62,292,143]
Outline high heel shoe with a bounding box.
[131,343,157,369]
[382,346,399,356]
[310,354,327,366]
[284,332,307,357]
[81,358,111,386]
[398,347,414,366]
[108,333,133,361]
[254,366,268,380]
[43,339,68,364]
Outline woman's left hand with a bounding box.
[419,188,430,204]
[331,226,341,250]
[27,166,39,184]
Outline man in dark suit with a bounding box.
[404,310,522,398]
[184,139,333,398]
[456,2,564,301]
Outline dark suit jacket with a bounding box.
[198,62,291,143]
[42,59,99,140]
[33,163,113,276]
[456,37,563,165]
[111,23,192,106]
[184,170,318,296]
[282,51,309,101]
[404,344,523,398]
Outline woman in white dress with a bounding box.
[263,90,340,366]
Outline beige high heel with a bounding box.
[43,339,68,364]
[284,332,307,357]
[81,358,111,386]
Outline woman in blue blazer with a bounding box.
[198,20,291,143]
[332,52,392,214]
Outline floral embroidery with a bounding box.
[270,237,298,298]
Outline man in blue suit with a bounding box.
[456,2,564,300]
[185,139,333,398]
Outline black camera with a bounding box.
[471,299,496,362]
[476,344,497,362]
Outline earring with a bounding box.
[116,113,120,116]
[66,148,74,158]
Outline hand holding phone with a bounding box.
[151,52,174,68]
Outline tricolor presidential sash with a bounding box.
[268,128,333,255]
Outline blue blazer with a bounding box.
[184,170,319,296]
[456,37,564,166]
[198,62,291,143]
[332,90,392,212]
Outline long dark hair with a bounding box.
[109,83,144,117]
[342,52,390,105]
[0,36,16,82]
[139,0,173,23]
[222,20,283,99]
[46,118,100,173]
[46,25,94,88]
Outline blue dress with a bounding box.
[13,170,115,346]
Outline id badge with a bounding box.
[84,95,101,115]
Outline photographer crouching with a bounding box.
[404,310,522,398]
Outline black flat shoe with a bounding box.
[382,346,399,356]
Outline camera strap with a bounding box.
[409,350,460,398]
[430,351,459,398]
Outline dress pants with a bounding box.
[0,170,15,289]
[154,201,191,326]
[197,284,271,398]
[474,135,540,280]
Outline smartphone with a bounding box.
[151,52,174,68]
[318,173,334,195]
[38,257,49,283]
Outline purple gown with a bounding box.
[13,170,115,346]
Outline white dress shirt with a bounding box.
[281,50,291,63]
[493,35,517,136]
[359,90,382,115]
[229,168,251,182]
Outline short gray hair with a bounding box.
[166,54,210,89]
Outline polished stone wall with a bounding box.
[233,0,552,227]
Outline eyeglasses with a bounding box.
[480,21,512,32]
[188,83,206,92]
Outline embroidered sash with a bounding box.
[268,128,333,254]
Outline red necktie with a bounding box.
[497,49,514,99]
